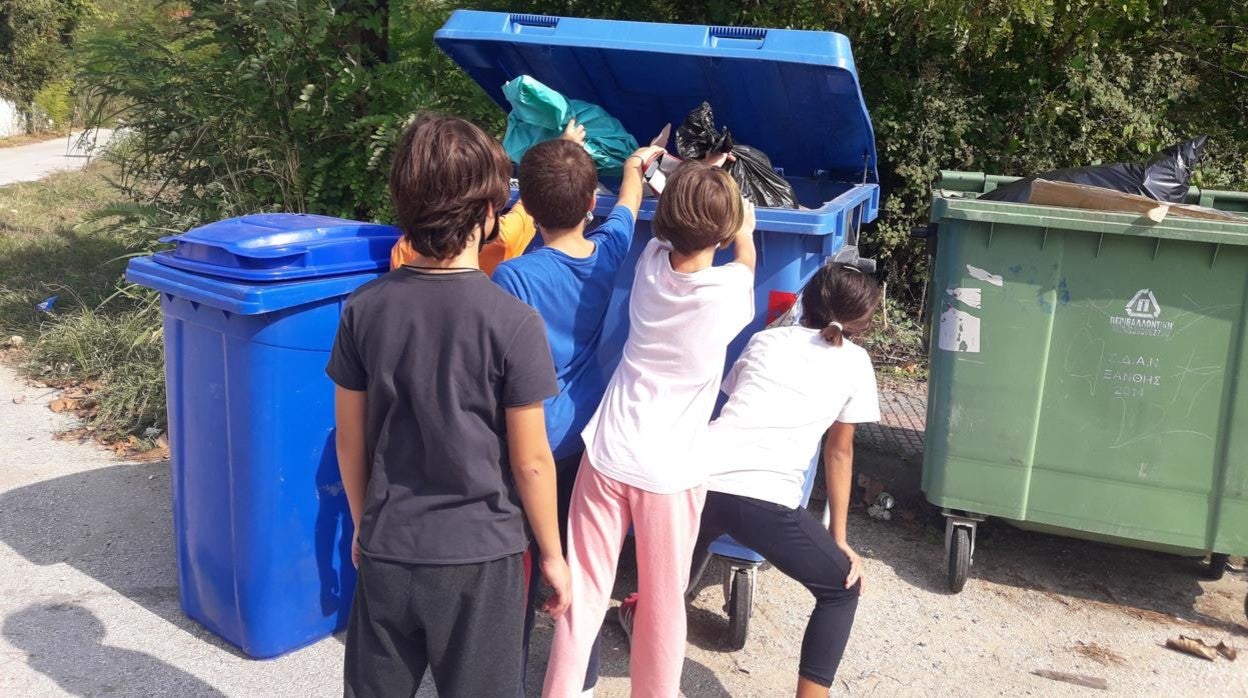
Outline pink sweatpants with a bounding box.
[543,463,706,698]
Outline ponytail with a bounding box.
[801,263,881,346]
[820,320,845,347]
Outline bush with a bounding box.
[31,77,71,128]
[0,0,91,130]
[79,0,503,224]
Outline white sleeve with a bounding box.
[837,351,881,424]
[720,262,755,335]
[721,336,758,395]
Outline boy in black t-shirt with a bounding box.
[326,114,571,697]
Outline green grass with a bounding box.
[0,164,168,439]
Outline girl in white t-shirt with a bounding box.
[619,262,882,697]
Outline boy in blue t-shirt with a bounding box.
[493,137,660,693]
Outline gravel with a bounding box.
[2,363,1245,697]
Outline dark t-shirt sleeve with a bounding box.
[326,309,368,391]
[502,312,559,407]
[590,205,636,269]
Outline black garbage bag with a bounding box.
[980,136,1208,204]
[676,102,799,209]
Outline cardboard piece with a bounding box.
[1026,179,1243,223]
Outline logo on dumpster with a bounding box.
[1124,289,1161,319]
[1109,289,1173,337]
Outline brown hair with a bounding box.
[519,139,597,230]
[653,162,745,255]
[800,263,881,346]
[389,114,510,260]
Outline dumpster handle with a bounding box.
[709,26,766,41]
[509,13,558,29]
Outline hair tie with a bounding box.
[828,321,844,331]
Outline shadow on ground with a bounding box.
[848,442,1248,637]
[518,536,733,697]
[2,602,225,697]
[0,460,253,658]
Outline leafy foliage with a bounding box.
[500,0,1248,295]
[80,0,502,224]
[0,0,92,127]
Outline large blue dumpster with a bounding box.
[437,10,879,648]
[437,12,880,367]
[126,213,399,658]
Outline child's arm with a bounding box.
[335,386,370,568]
[616,146,667,218]
[731,198,757,272]
[823,421,863,593]
[506,403,571,617]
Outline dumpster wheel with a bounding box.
[1207,553,1230,581]
[948,527,971,593]
[943,513,981,594]
[725,566,755,651]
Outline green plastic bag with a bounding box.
[502,76,639,173]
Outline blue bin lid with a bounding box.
[153,213,400,282]
[435,11,877,183]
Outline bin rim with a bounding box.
[931,194,1248,247]
[937,169,1248,210]
[127,255,382,316]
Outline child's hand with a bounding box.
[561,118,586,145]
[540,553,572,617]
[626,145,665,171]
[351,530,362,569]
[836,540,864,595]
[702,151,736,168]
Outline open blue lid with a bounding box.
[153,213,400,282]
[436,11,877,183]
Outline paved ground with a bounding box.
[0,130,115,186]
[856,379,928,462]
[3,361,1246,697]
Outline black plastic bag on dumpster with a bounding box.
[676,102,799,209]
[980,136,1208,204]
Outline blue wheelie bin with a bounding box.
[436,10,879,649]
[126,213,399,658]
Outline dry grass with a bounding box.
[0,131,65,149]
[0,163,168,441]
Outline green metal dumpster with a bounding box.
[921,171,1248,592]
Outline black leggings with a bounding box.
[521,453,600,694]
[689,491,860,688]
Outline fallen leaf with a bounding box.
[1166,635,1217,661]
[11,395,25,404]
[1032,670,1107,690]
[1217,641,1238,661]
[49,398,76,413]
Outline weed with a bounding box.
[0,163,168,438]
[859,297,929,381]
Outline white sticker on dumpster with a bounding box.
[1109,289,1174,337]
[947,287,982,309]
[966,264,1003,287]
[939,306,981,353]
